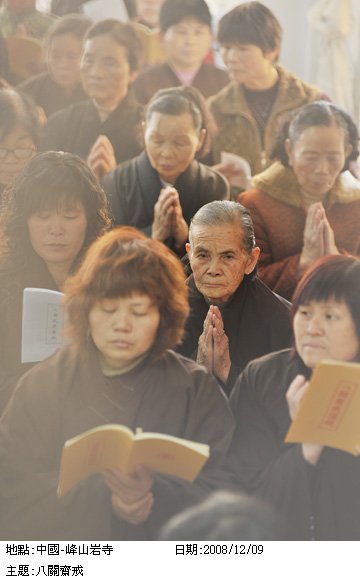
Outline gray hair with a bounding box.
[189,200,256,255]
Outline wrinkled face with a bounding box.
[220,42,277,88]
[0,124,36,186]
[27,200,87,271]
[286,125,351,199]
[163,17,212,71]
[145,111,205,183]
[293,299,359,369]
[135,0,165,28]
[48,34,84,89]
[80,34,136,108]
[186,223,259,304]
[89,293,161,371]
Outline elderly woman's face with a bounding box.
[186,223,259,304]
[80,34,136,109]
[89,293,160,371]
[293,299,359,370]
[286,125,351,199]
[144,111,205,184]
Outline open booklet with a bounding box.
[285,359,360,455]
[21,288,66,363]
[57,425,210,498]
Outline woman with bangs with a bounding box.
[0,150,111,411]
[0,227,234,540]
[229,255,360,539]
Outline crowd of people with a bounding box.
[0,0,359,541]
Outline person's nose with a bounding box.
[306,313,324,336]
[111,310,132,332]
[314,156,330,174]
[159,142,175,159]
[206,256,222,276]
[48,215,65,236]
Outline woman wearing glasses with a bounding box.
[0,89,40,195]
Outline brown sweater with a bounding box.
[239,162,360,300]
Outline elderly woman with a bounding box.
[239,101,360,301]
[42,19,144,179]
[0,227,234,541]
[103,86,229,254]
[0,89,40,196]
[229,255,360,540]
[0,151,110,411]
[177,200,292,395]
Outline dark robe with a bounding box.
[132,62,230,104]
[176,275,292,395]
[41,90,143,164]
[102,150,229,250]
[19,72,88,118]
[0,259,59,414]
[229,349,360,540]
[0,345,234,540]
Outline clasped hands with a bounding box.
[197,304,231,384]
[152,186,188,247]
[104,465,154,525]
[299,202,339,274]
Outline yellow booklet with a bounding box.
[285,359,360,455]
[57,425,209,497]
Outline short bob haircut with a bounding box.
[291,255,360,348]
[44,13,92,51]
[64,227,190,360]
[0,89,41,146]
[271,101,359,170]
[84,19,143,72]
[217,2,282,59]
[188,200,257,280]
[0,151,111,266]
[159,0,212,33]
[145,86,215,158]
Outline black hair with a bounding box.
[271,101,359,170]
[0,151,111,267]
[84,18,143,71]
[218,1,282,58]
[145,85,214,158]
[0,89,41,146]
[292,255,360,346]
[160,0,211,33]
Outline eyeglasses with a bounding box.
[0,147,35,160]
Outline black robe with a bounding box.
[229,349,360,540]
[19,72,88,118]
[176,275,292,395]
[0,345,234,540]
[132,62,230,104]
[102,150,229,249]
[41,90,143,163]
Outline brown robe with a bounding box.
[0,345,234,540]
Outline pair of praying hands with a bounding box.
[87,135,117,181]
[152,186,188,248]
[104,465,154,525]
[197,305,231,384]
[299,202,339,274]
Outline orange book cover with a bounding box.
[285,359,360,455]
[58,424,209,497]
